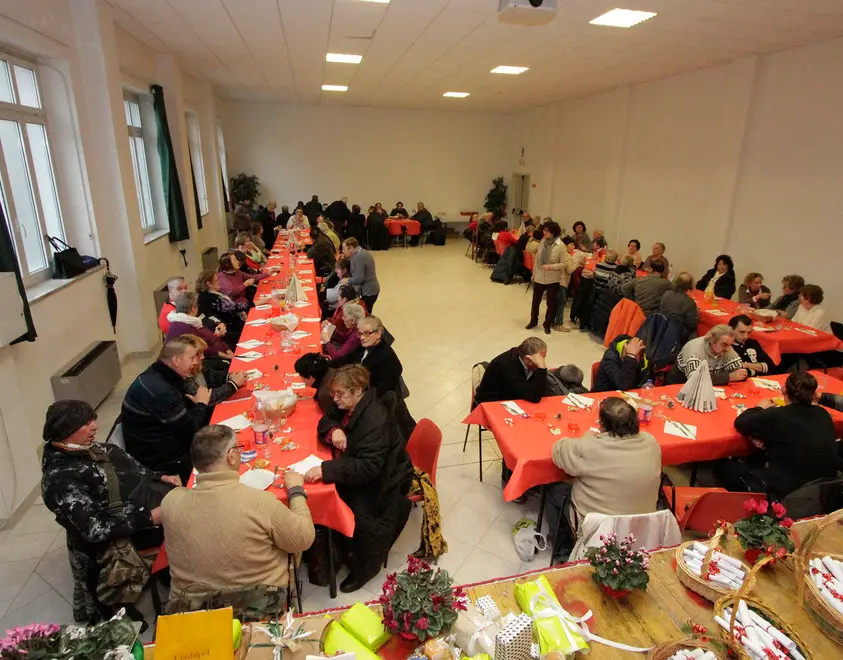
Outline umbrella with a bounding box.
[99,257,118,334]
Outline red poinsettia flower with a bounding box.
[756,499,769,514]
[771,502,786,519]
[415,617,430,631]
[744,498,760,513]
[780,517,793,528]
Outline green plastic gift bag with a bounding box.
[513,576,588,656]
[339,602,391,651]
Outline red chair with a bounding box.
[147,543,169,615]
[663,487,766,533]
[406,418,443,488]
[590,361,600,390]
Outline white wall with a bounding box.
[509,37,843,321]
[218,102,510,221]
[0,0,228,520]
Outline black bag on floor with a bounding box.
[429,220,446,246]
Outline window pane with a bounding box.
[130,101,141,128]
[0,60,14,103]
[133,135,155,228]
[26,123,64,242]
[13,65,41,109]
[0,119,47,273]
[124,99,132,127]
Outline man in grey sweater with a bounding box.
[622,261,672,315]
[341,237,381,312]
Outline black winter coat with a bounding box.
[361,341,403,397]
[307,235,337,276]
[592,334,652,392]
[696,268,737,300]
[122,361,208,480]
[474,347,547,404]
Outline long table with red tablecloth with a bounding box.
[690,289,842,364]
[463,372,843,502]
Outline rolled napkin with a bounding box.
[809,557,843,617]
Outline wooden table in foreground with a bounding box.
[293,516,842,659]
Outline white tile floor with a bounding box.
[0,237,610,632]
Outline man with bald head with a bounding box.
[658,271,699,339]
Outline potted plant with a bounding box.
[483,177,507,219]
[229,172,261,207]
[378,556,467,641]
[585,533,650,599]
[734,498,795,564]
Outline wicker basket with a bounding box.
[714,589,812,660]
[647,637,729,659]
[675,528,754,603]
[794,509,843,645]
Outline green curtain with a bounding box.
[151,84,189,242]
[220,168,229,213]
[189,154,202,230]
[0,204,36,343]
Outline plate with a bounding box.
[240,468,275,490]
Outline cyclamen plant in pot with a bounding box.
[585,533,650,599]
[734,498,795,564]
[378,556,467,641]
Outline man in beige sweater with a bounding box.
[546,397,661,563]
[161,425,315,605]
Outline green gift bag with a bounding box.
[513,576,588,657]
[339,602,391,651]
[322,620,382,660]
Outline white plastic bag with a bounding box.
[512,518,547,562]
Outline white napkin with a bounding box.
[290,330,309,339]
[664,420,697,439]
[218,414,251,432]
[237,350,264,360]
[563,393,595,409]
[795,327,818,336]
[302,286,314,292]
[714,387,726,399]
[254,304,271,311]
[751,377,781,391]
[301,317,321,322]
[245,318,270,326]
[237,339,265,350]
[752,325,775,332]
[501,400,526,416]
[294,301,309,308]
[245,368,263,380]
[287,454,323,475]
[291,382,306,390]
[706,309,729,316]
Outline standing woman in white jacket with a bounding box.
[526,221,565,335]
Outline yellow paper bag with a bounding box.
[155,607,234,660]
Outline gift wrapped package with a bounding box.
[513,576,588,657]
[339,602,391,651]
[475,595,502,622]
[453,602,502,657]
[493,613,533,660]
[322,620,380,660]
[247,617,330,660]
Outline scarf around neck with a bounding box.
[166,311,202,328]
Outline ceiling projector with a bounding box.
[498,0,558,26]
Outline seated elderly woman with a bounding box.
[771,274,804,319]
[737,272,771,308]
[217,252,267,305]
[328,285,367,343]
[234,232,267,270]
[695,254,737,300]
[305,365,413,592]
[196,269,250,345]
[41,400,179,622]
[320,258,350,319]
[324,302,366,366]
[667,324,747,385]
[791,284,831,334]
[165,292,235,360]
[295,352,335,412]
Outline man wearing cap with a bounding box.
[40,400,179,621]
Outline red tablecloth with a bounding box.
[689,290,842,364]
[384,219,421,236]
[463,372,843,501]
[206,240,355,538]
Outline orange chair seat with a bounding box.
[663,486,726,517]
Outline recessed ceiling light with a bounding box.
[326,53,363,64]
[491,65,529,75]
[322,84,348,92]
[360,0,389,3]
[443,92,470,98]
[589,9,657,28]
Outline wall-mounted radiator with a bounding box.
[51,341,122,409]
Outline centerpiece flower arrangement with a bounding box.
[378,556,467,641]
[585,533,650,599]
[734,498,795,564]
[0,612,141,660]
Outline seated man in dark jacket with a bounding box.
[729,314,776,377]
[592,335,651,392]
[716,371,837,500]
[306,226,337,276]
[122,338,211,483]
[475,337,548,404]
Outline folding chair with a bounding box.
[463,361,491,481]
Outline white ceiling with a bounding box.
[106,0,843,113]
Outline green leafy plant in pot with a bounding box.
[734,498,795,564]
[378,556,467,641]
[230,172,261,207]
[484,176,508,219]
[585,533,650,599]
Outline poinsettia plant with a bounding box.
[378,556,467,641]
[734,498,795,560]
[0,613,139,660]
[585,533,650,593]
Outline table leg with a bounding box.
[689,463,699,487]
[536,485,547,536]
[327,528,337,599]
[478,430,483,481]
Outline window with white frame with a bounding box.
[217,123,229,207]
[124,93,157,233]
[185,112,208,216]
[0,51,66,284]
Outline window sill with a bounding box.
[144,228,169,245]
[26,265,105,305]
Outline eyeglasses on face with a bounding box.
[359,329,380,338]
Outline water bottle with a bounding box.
[642,380,654,394]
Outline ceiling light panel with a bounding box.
[326,53,363,64]
[491,65,529,75]
[322,85,348,92]
[359,0,390,3]
[443,92,470,98]
[589,9,657,28]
